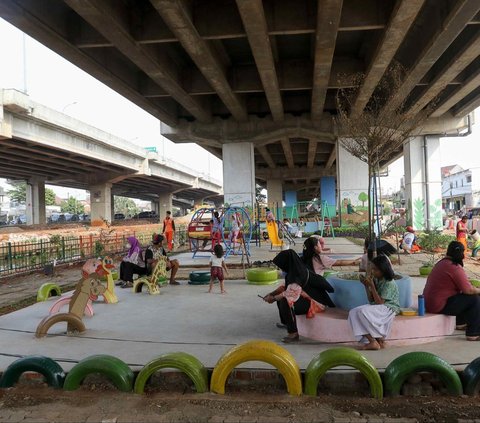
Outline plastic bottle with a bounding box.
[418,294,425,316]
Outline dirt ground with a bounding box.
[1,384,480,423]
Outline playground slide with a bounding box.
[266,221,283,247]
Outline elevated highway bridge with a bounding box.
[0,0,478,228]
[0,89,222,224]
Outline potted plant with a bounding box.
[417,230,454,276]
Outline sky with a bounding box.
[0,18,479,200]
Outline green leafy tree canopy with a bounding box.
[60,196,85,214]
[114,196,139,217]
[358,192,368,207]
[7,182,57,206]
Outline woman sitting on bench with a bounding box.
[145,234,180,285]
[303,236,359,275]
[118,236,147,288]
[348,255,400,350]
[263,250,335,343]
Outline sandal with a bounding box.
[467,336,480,341]
[282,334,300,344]
[456,324,467,331]
[120,281,133,289]
[169,280,180,285]
[115,280,124,286]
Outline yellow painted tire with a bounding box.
[210,340,302,395]
[37,283,62,302]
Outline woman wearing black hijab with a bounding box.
[263,249,335,343]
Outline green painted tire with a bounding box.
[0,355,65,389]
[419,266,433,276]
[189,271,211,285]
[246,268,278,285]
[157,276,168,286]
[304,347,383,399]
[470,279,480,288]
[36,283,62,302]
[134,352,208,394]
[101,271,119,282]
[63,355,134,392]
[323,271,338,278]
[462,357,480,395]
[384,352,462,396]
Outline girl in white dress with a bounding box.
[348,255,400,350]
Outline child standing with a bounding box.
[209,244,228,294]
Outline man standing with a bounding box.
[162,210,176,251]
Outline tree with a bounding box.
[335,63,430,242]
[114,196,139,217]
[7,182,57,206]
[45,188,56,206]
[255,184,266,204]
[61,196,85,214]
[7,183,26,203]
[358,192,368,208]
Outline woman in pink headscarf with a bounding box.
[118,236,146,288]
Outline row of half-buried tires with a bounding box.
[1,342,480,398]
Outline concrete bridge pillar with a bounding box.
[89,183,113,224]
[267,179,283,219]
[26,177,46,225]
[222,142,255,208]
[404,136,442,231]
[320,176,336,216]
[158,192,173,220]
[337,144,369,223]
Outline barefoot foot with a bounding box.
[359,341,381,350]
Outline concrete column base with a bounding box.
[222,142,255,208]
[158,192,173,220]
[337,144,368,222]
[267,179,283,219]
[89,183,113,224]
[26,178,46,225]
[404,136,442,230]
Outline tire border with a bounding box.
[462,357,480,395]
[36,283,62,302]
[63,354,134,392]
[0,355,65,389]
[210,340,302,395]
[384,351,463,396]
[134,352,208,394]
[304,347,383,399]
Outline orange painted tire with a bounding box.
[35,313,86,338]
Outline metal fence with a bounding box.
[0,226,187,278]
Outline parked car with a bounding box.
[114,213,125,220]
[137,211,157,219]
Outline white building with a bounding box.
[442,165,480,212]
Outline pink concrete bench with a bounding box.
[296,308,455,346]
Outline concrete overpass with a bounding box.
[0,0,478,227]
[0,89,222,224]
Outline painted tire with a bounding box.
[35,313,86,338]
[134,352,208,394]
[304,347,383,399]
[462,357,480,395]
[470,279,480,288]
[49,296,94,317]
[101,271,119,282]
[63,355,134,392]
[37,283,62,302]
[189,271,211,285]
[384,352,462,396]
[0,356,65,389]
[210,340,302,395]
[246,268,278,285]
